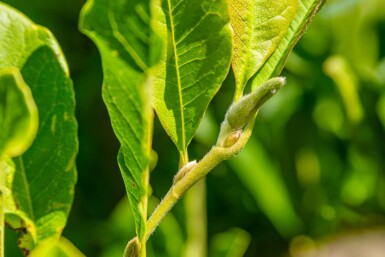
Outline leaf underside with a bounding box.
[79,0,326,246]
[80,0,161,240]
[0,2,78,252]
[152,0,233,155]
[227,0,298,97]
[252,0,327,89]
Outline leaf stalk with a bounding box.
[0,156,6,257]
[144,120,255,240]
[144,77,285,243]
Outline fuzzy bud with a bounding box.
[124,237,140,257]
[173,160,197,184]
[216,77,286,147]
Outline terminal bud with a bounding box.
[216,77,285,147]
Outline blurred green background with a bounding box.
[3,0,385,256]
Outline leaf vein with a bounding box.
[167,0,186,151]
[108,10,148,71]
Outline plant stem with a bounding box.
[144,77,285,241]
[0,190,4,257]
[144,121,254,241]
[136,77,155,257]
[144,147,225,240]
[183,178,207,257]
[180,151,189,167]
[0,157,6,257]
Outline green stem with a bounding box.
[144,77,285,242]
[0,189,4,257]
[144,121,254,241]
[179,147,207,257]
[179,151,189,167]
[183,179,207,257]
[0,156,6,257]
[140,77,285,253]
[141,83,157,257]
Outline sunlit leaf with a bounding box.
[79,0,161,240]
[227,0,298,98]
[30,237,86,257]
[152,0,232,158]
[0,68,38,158]
[0,2,78,253]
[252,0,327,88]
[0,69,38,256]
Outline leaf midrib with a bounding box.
[167,0,186,152]
[108,10,148,71]
[228,0,254,96]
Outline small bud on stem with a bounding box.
[144,77,286,246]
[173,160,197,184]
[124,237,140,257]
[217,77,286,147]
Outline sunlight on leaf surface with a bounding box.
[79,0,162,240]
[227,0,298,98]
[252,0,327,88]
[0,2,78,252]
[0,68,38,158]
[152,0,232,157]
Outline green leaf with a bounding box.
[79,0,161,241]
[0,69,38,257]
[152,0,232,157]
[29,237,86,257]
[0,68,38,158]
[252,0,327,88]
[227,0,298,99]
[0,2,78,252]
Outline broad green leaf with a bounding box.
[152,0,232,157]
[252,0,327,88]
[30,237,85,257]
[29,237,85,257]
[79,0,161,241]
[0,2,78,253]
[227,0,298,99]
[0,68,38,257]
[0,68,38,158]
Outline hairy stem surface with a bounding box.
[145,122,254,240]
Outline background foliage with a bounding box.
[3,0,385,256]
